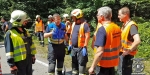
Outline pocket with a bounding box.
[78,49,88,66]
[48,44,54,53]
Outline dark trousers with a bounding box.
[47,43,65,75]
[122,55,134,75]
[71,47,88,75]
[15,55,32,75]
[95,66,115,75]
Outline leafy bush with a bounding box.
[135,21,150,60]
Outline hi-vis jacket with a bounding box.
[121,21,137,56]
[6,29,36,62]
[35,20,44,32]
[96,22,121,67]
[69,22,86,47]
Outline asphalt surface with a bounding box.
[0,44,72,75]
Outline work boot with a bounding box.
[41,41,44,47]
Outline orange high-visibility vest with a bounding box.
[97,22,121,67]
[121,21,137,56]
[69,22,85,47]
[35,20,43,32]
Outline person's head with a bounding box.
[10,10,27,27]
[53,13,61,26]
[1,17,7,23]
[118,7,130,22]
[63,14,69,21]
[97,6,112,23]
[48,15,54,22]
[71,9,83,24]
[36,15,41,21]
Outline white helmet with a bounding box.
[48,15,53,18]
[63,14,69,18]
[10,10,27,26]
[71,9,83,19]
[36,15,40,19]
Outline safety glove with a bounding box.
[82,46,87,56]
[67,45,72,54]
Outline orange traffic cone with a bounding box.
[0,57,2,75]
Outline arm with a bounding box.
[84,32,90,47]
[42,23,45,32]
[4,31,16,67]
[89,26,106,74]
[130,34,141,51]
[90,46,104,68]
[44,24,53,38]
[5,24,8,31]
[84,23,90,47]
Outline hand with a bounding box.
[122,49,131,56]
[50,28,57,35]
[82,46,87,56]
[10,66,18,74]
[88,67,95,75]
[32,56,36,64]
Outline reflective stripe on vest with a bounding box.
[97,22,121,67]
[35,20,43,31]
[121,21,137,55]
[50,38,64,44]
[9,29,27,62]
[70,22,85,47]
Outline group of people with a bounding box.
[1,6,141,75]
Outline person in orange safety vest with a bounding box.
[88,6,121,75]
[35,15,45,47]
[68,9,90,75]
[118,7,141,75]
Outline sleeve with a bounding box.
[130,25,138,36]
[45,24,53,33]
[4,31,16,67]
[94,26,106,47]
[84,23,90,33]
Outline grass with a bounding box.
[33,36,150,75]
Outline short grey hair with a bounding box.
[53,13,60,18]
[97,6,112,20]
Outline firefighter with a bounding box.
[44,13,68,75]
[35,15,45,47]
[88,6,121,75]
[68,9,90,75]
[4,10,36,75]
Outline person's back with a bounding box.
[89,6,121,75]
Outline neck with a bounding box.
[101,20,111,25]
[123,18,130,26]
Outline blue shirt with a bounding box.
[94,26,106,47]
[71,23,90,46]
[45,22,66,39]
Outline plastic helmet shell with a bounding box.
[63,14,69,18]
[36,15,40,19]
[10,10,27,25]
[71,9,83,19]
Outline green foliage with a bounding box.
[135,21,150,60]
